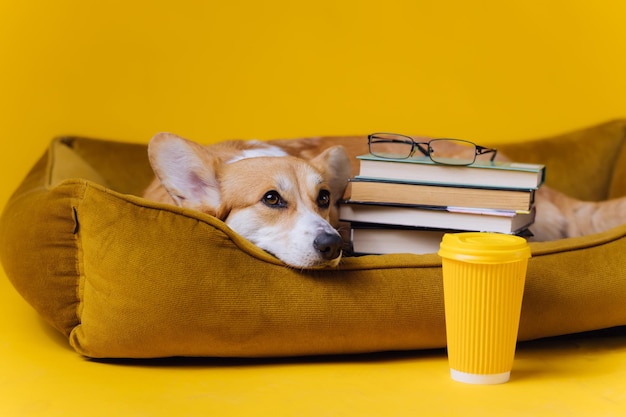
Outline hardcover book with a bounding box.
[348,179,535,211]
[340,202,535,234]
[350,224,531,255]
[357,154,546,189]
[350,225,449,255]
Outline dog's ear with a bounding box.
[148,132,222,211]
[309,146,352,199]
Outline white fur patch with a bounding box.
[227,142,288,164]
[226,206,341,268]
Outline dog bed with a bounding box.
[2,120,626,358]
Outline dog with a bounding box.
[143,132,626,268]
[143,133,352,268]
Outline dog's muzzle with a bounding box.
[313,232,343,261]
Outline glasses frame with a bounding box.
[367,133,498,166]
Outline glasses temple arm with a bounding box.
[476,146,498,161]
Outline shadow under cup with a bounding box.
[439,232,531,385]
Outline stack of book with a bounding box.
[339,154,546,255]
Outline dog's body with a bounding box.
[144,133,626,268]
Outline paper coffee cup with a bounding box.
[439,232,531,384]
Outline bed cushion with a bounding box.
[1,121,626,358]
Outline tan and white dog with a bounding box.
[143,133,352,269]
[144,132,626,268]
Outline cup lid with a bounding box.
[438,232,531,264]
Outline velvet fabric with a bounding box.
[1,121,626,358]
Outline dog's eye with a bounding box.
[262,191,286,207]
[317,189,331,208]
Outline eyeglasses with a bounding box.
[368,133,498,166]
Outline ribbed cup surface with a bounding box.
[442,257,528,382]
[439,232,531,384]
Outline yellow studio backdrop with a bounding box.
[3,2,626,416]
[2,1,626,184]
[0,0,625,203]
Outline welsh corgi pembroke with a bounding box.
[143,133,352,268]
[144,132,626,268]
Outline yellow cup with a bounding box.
[439,232,531,384]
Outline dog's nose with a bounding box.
[313,232,343,260]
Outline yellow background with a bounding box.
[2,1,626,415]
[3,0,626,205]
[0,0,626,200]
[3,0,626,199]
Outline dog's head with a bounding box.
[147,133,351,268]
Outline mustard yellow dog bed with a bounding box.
[2,120,626,359]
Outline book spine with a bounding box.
[339,203,535,234]
[357,156,546,189]
[348,180,534,211]
[350,177,535,191]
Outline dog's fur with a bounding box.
[144,132,626,268]
[143,133,352,268]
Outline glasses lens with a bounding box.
[428,139,477,165]
[369,133,414,159]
